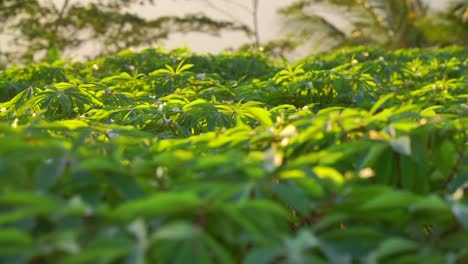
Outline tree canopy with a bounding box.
[279,0,467,51]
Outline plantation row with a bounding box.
[0,46,467,263]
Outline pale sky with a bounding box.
[129,0,298,53]
[128,0,449,53]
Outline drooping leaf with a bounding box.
[110,192,201,221]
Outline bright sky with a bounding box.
[132,0,298,53]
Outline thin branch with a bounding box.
[218,0,252,13]
[252,0,260,49]
[198,0,245,24]
[50,0,70,49]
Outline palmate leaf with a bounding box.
[26,83,102,118]
[0,86,42,117]
[178,99,235,133]
[174,60,194,74]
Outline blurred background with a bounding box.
[0,0,466,65]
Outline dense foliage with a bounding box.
[0,46,467,263]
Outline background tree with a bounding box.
[416,0,467,46]
[195,0,261,49]
[196,0,297,57]
[279,0,467,51]
[0,0,251,64]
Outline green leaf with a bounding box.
[369,93,394,115]
[47,47,61,64]
[270,182,312,216]
[152,222,233,263]
[360,191,419,211]
[49,120,89,130]
[74,158,122,173]
[409,195,450,213]
[370,237,420,261]
[202,233,235,264]
[243,106,272,127]
[60,237,132,264]
[400,156,429,194]
[182,99,215,111]
[320,227,384,261]
[34,158,68,191]
[222,205,264,242]
[173,240,212,264]
[239,199,290,220]
[0,229,33,255]
[244,247,284,264]
[438,231,468,250]
[0,193,58,225]
[176,61,194,73]
[372,149,398,185]
[294,177,325,198]
[358,143,388,170]
[312,213,349,232]
[312,166,344,185]
[111,192,201,221]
